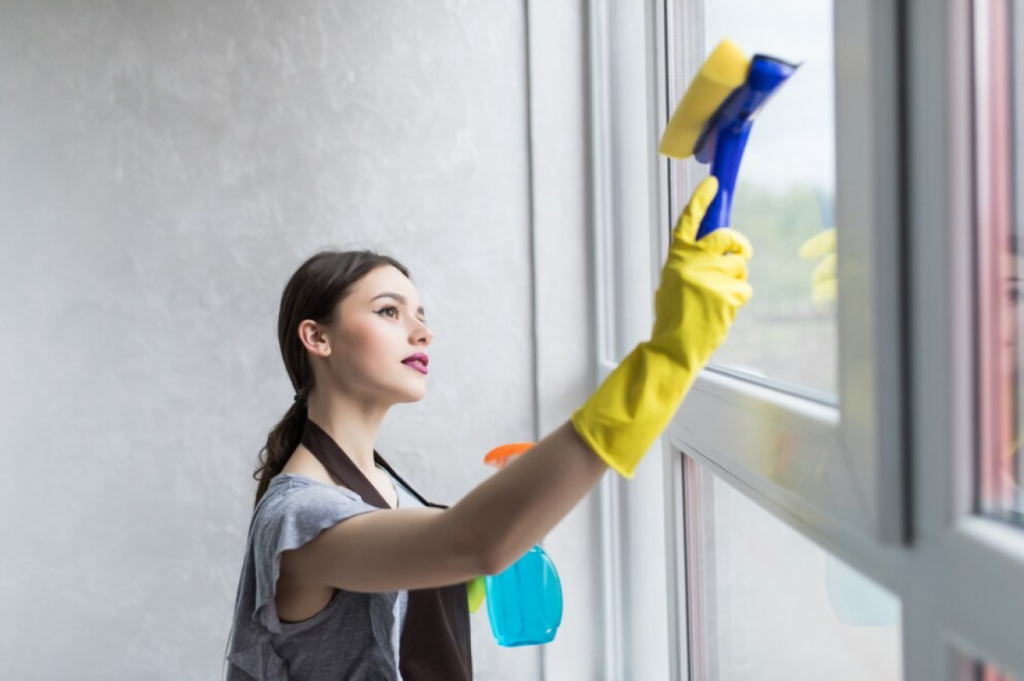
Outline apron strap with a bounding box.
[373,453,449,510]
[297,417,472,681]
[299,418,388,508]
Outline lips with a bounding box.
[402,353,429,375]
[403,361,428,374]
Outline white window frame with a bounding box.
[587,0,672,678]
[898,0,1024,677]
[666,0,906,548]
[586,0,1024,679]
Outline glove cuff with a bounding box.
[570,342,701,479]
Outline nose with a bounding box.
[412,318,433,345]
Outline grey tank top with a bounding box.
[225,467,424,681]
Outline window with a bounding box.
[591,0,1024,679]
[954,651,1022,681]
[657,0,1024,680]
[976,664,1020,681]
[684,457,901,681]
[663,0,905,544]
[701,0,839,398]
[975,0,1024,526]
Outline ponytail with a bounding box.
[253,400,309,509]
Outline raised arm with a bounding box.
[281,178,751,593]
[278,420,603,593]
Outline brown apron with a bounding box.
[300,419,473,681]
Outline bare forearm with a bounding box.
[446,420,609,575]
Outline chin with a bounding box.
[395,383,427,403]
[390,367,428,400]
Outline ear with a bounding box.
[297,319,331,357]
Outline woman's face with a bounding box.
[320,265,434,406]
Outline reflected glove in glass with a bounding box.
[799,227,837,312]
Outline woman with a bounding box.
[224,177,752,680]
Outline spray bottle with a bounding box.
[476,442,564,647]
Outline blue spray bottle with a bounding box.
[477,443,564,647]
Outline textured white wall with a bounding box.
[0,1,596,679]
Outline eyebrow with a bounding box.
[370,292,425,316]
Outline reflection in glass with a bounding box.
[978,665,1020,681]
[965,659,1021,681]
[701,1,838,396]
[975,0,1024,525]
[684,458,902,681]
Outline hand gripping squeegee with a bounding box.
[660,39,799,240]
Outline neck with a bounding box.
[305,388,390,479]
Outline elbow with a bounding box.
[478,547,504,577]
[448,512,504,577]
[478,538,515,577]
[467,529,506,576]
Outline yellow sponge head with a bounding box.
[659,39,751,159]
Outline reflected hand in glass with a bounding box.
[799,227,837,312]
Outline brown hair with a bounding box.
[252,249,411,508]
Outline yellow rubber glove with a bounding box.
[467,575,486,614]
[570,176,753,479]
[798,227,837,312]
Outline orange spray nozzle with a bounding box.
[483,442,535,469]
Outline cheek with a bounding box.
[343,319,401,368]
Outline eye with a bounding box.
[376,304,428,324]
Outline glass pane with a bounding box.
[976,665,1020,681]
[701,1,838,397]
[975,0,1024,525]
[685,457,902,681]
[955,651,1022,681]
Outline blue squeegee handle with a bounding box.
[698,121,754,240]
[694,54,799,240]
